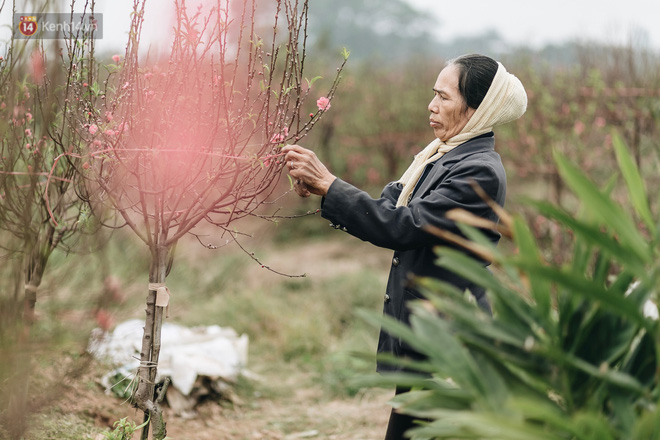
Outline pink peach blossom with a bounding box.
[95,309,114,331]
[89,124,98,135]
[269,126,289,144]
[30,50,45,80]
[316,96,331,111]
[106,112,113,122]
[573,120,585,136]
[270,133,285,143]
[25,128,32,137]
[26,112,33,121]
[112,54,121,63]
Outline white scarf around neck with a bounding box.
[396,62,527,207]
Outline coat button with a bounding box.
[384,293,390,303]
[392,257,400,267]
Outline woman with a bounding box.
[282,54,527,439]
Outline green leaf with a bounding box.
[350,372,438,390]
[305,76,323,88]
[510,260,651,331]
[612,131,656,237]
[553,150,651,263]
[512,217,552,323]
[435,248,540,333]
[341,46,351,60]
[526,199,648,275]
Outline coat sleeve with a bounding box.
[320,160,503,251]
[379,181,403,203]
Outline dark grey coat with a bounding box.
[320,133,506,372]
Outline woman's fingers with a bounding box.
[283,147,312,165]
[281,144,336,196]
[293,179,311,198]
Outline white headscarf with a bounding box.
[396,61,527,207]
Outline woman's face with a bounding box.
[428,64,476,141]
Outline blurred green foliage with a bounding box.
[358,136,660,439]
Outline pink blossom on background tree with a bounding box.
[75,0,347,437]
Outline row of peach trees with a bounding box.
[303,46,660,263]
[0,0,345,438]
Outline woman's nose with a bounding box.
[428,96,438,113]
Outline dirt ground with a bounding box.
[52,362,392,440]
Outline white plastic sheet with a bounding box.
[88,319,249,396]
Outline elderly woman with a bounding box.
[282,54,527,439]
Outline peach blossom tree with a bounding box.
[75,0,346,437]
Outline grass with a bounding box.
[27,410,99,440]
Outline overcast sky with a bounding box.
[407,0,660,50]
[2,0,659,54]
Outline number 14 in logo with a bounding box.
[19,16,38,37]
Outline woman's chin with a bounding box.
[434,130,449,141]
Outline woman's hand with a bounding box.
[282,145,336,197]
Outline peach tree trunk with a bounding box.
[134,242,172,440]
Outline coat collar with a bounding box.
[411,133,495,199]
[439,132,495,165]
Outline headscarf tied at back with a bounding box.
[396,61,528,207]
